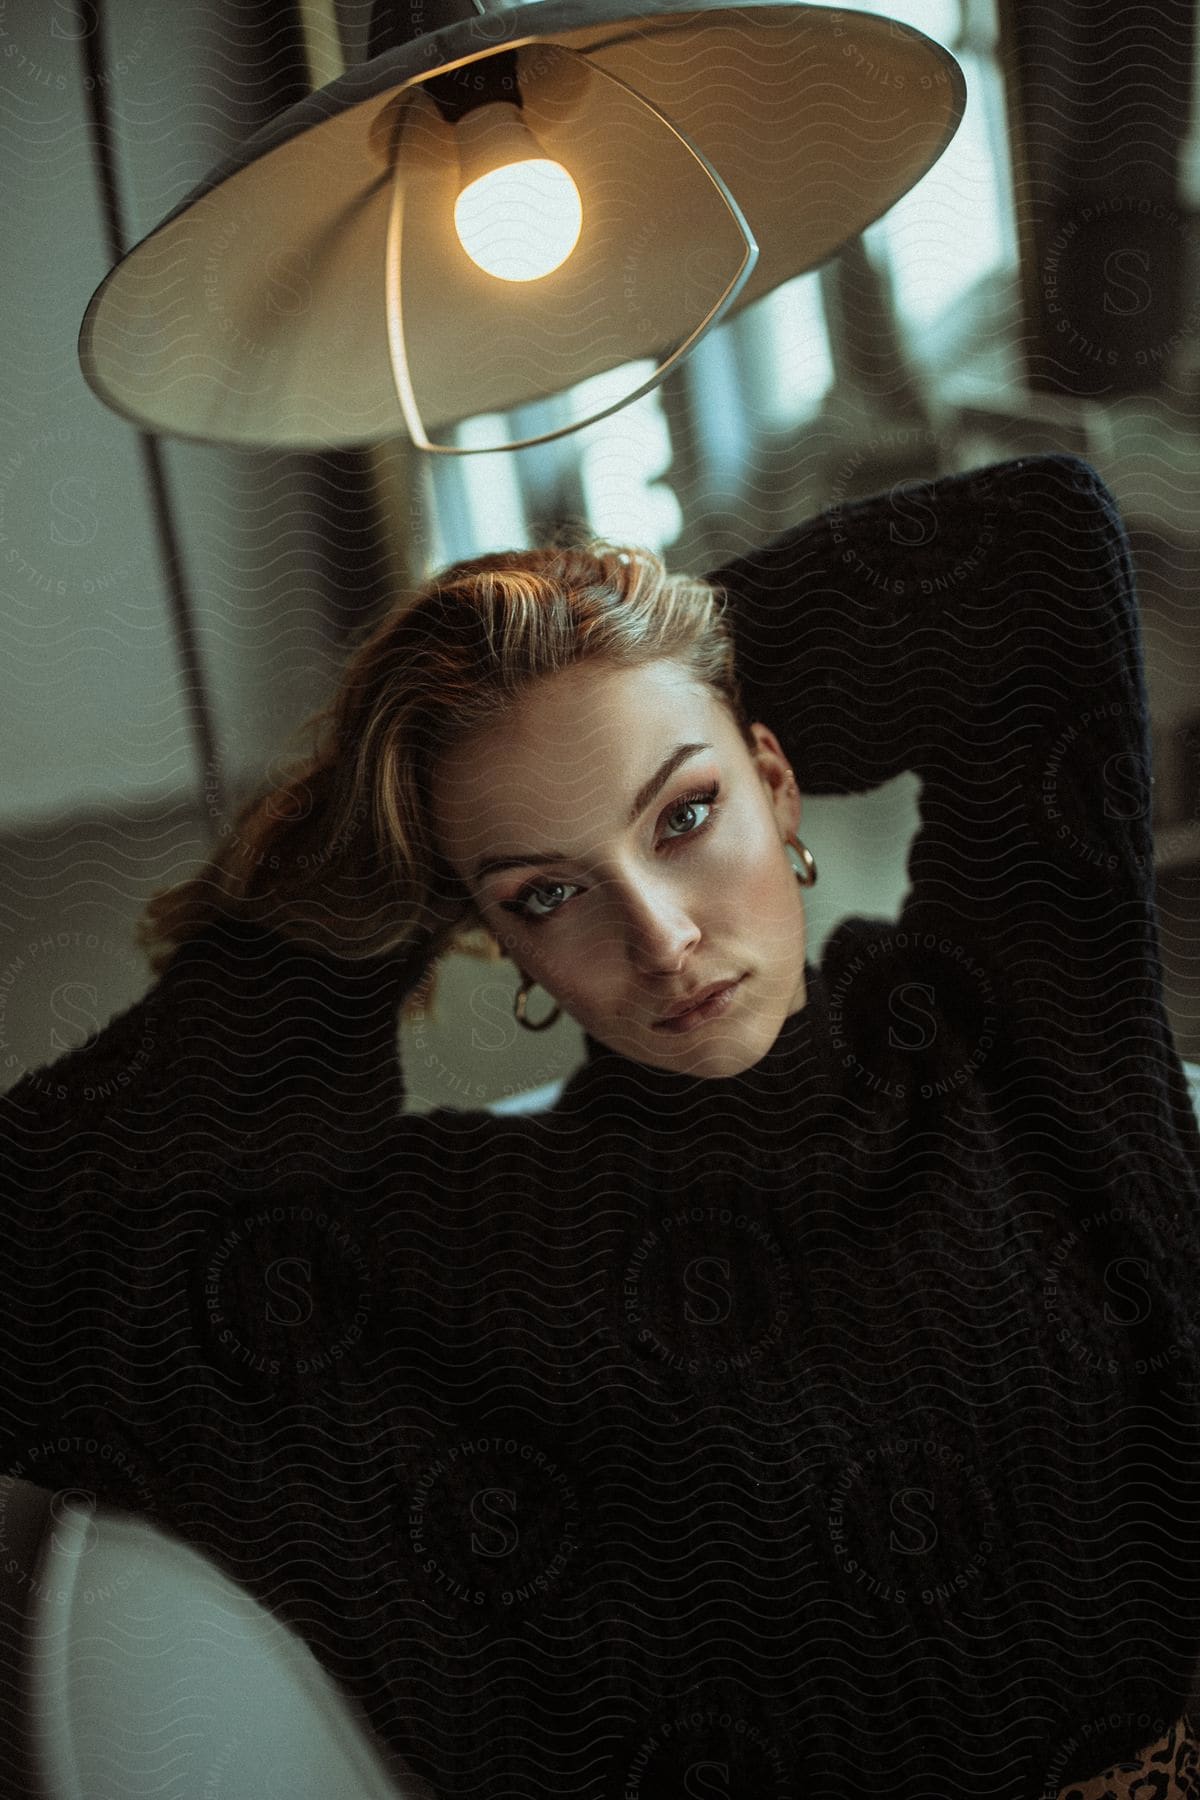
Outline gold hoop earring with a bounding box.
[785,834,818,886]
[514,973,562,1031]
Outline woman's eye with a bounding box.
[509,879,574,922]
[501,782,721,924]
[663,787,717,839]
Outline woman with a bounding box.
[3,452,1200,1799]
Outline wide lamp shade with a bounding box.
[79,0,965,453]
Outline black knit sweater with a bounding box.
[3,454,1200,1800]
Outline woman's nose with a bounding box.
[612,878,702,972]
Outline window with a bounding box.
[736,273,835,434]
[421,0,1020,558]
[568,362,684,556]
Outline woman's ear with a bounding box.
[748,724,802,836]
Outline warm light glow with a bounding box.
[453,159,583,282]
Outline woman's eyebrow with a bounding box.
[471,741,713,882]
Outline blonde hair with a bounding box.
[136,528,753,1023]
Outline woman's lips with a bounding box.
[652,974,746,1033]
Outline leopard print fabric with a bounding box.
[1058,1713,1200,1798]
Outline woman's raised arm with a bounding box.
[0,917,443,1500]
[705,453,1191,1133]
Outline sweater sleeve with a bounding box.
[706,453,1188,1141]
[706,451,1200,1452]
[709,456,1200,1746]
[0,918,436,1506]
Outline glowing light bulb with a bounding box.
[454,159,583,282]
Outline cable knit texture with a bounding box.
[3,455,1200,1800]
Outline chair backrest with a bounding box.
[0,1479,426,1800]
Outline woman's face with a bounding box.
[431,658,808,1078]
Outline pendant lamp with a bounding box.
[78,0,965,455]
